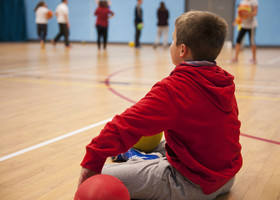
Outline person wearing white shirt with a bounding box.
[34,1,49,49]
[232,0,259,64]
[52,0,70,47]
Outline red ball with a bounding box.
[75,174,130,200]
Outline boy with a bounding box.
[78,10,242,200]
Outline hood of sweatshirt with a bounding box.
[171,61,236,113]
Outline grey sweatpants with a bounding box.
[102,142,235,200]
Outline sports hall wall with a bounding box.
[24,0,184,44]
[21,0,280,46]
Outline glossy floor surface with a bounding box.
[0,42,279,200]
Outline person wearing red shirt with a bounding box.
[78,10,242,200]
[94,1,114,50]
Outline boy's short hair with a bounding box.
[175,10,228,61]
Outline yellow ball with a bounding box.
[133,132,163,153]
[128,41,135,47]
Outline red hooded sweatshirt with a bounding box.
[81,61,242,194]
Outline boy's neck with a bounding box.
[183,60,216,66]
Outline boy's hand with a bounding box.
[77,167,99,187]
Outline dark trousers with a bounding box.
[54,23,69,46]
[96,25,108,49]
[236,28,256,46]
[135,23,141,47]
[37,24,47,42]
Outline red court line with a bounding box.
[105,68,280,146]
[241,133,280,145]
[104,67,136,104]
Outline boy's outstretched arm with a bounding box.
[78,81,176,187]
[78,167,99,187]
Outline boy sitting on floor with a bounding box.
[78,10,242,200]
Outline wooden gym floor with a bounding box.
[0,42,279,200]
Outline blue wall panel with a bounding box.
[25,0,185,44]
[25,0,280,46]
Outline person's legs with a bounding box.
[103,157,235,200]
[96,26,102,49]
[40,24,47,42]
[102,158,175,200]
[54,24,63,42]
[135,23,141,48]
[233,43,241,62]
[249,28,257,63]
[37,24,47,49]
[61,23,70,47]
[103,27,108,49]
[163,26,168,48]
[53,23,64,45]
[104,141,235,200]
[154,26,161,48]
[233,28,247,62]
[251,44,257,62]
[37,24,41,40]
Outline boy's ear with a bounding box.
[179,44,187,58]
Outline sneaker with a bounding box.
[111,154,126,162]
[121,148,162,161]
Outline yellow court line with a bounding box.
[2,77,280,101]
